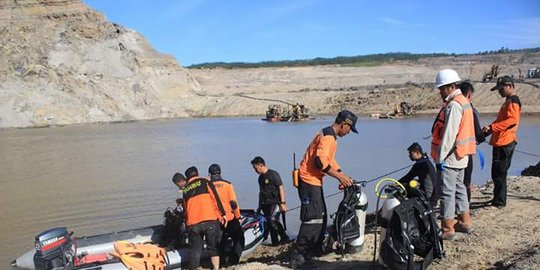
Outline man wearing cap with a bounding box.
[398,142,438,206]
[290,110,356,268]
[431,69,476,240]
[208,164,244,266]
[482,76,521,209]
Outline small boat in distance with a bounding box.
[264,103,310,122]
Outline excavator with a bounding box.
[482,65,499,82]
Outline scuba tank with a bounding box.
[374,178,408,266]
[347,181,368,253]
[292,153,299,188]
[332,181,368,254]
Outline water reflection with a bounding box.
[1,116,539,266]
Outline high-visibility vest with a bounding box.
[431,94,476,162]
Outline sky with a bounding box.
[83,0,540,66]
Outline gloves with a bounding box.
[436,162,445,171]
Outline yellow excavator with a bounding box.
[482,65,499,82]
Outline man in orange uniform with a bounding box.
[183,166,226,270]
[290,110,356,268]
[208,164,245,266]
[482,76,521,208]
[431,69,476,240]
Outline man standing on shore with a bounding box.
[251,156,290,246]
[208,164,245,266]
[482,76,522,209]
[183,166,226,270]
[460,81,486,204]
[290,110,355,268]
[431,69,476,240]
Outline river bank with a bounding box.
[229,175,540,270]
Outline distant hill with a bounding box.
[188,47,540,69]
[0,0,199,128]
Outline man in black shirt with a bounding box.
[251,156,290,245]
[460,81,486,203]
[399,143,439,206]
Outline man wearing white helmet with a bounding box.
[431,69,476,240]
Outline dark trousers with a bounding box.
[295,180,327,257]
[464,156,473,203]
[491,141,517,207]
[220,218,244,265]
[261,204,289,245]
[187,220,221,269]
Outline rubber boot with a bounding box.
[441,219,456,240]
[455,211,474,234]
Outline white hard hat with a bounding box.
[434,69,461,88]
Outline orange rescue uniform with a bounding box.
[183,177,225,226]
[299,127,340,186]
[489,95,521,147]
[212,177,241,221]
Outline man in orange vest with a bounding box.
[290,110,355,268]
[208,164,245,266]
[183,166,226,270]
[431,69,476,240]
[482,76,521,209]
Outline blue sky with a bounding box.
[83,0,540,66]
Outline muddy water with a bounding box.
[1,116,539,266]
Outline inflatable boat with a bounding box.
[11,209,265,270]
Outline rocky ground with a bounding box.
[225,175,540,270]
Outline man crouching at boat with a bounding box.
[183,166,227,270]
[208,164,245,266]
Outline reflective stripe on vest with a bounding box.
[431,94,476,161]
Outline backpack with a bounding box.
[380,197,444,270]
[332,185,361,253]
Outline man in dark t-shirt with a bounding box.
[399,143,439,206]
[251,156,290,245]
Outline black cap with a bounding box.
[336,110,358,133]
[491,75,514,91]
[208,164,221,175]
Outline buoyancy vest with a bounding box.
[380,198,444,270]
[431,94,476,162]
[111,241,166,270]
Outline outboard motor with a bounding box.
[33,227,74,270]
